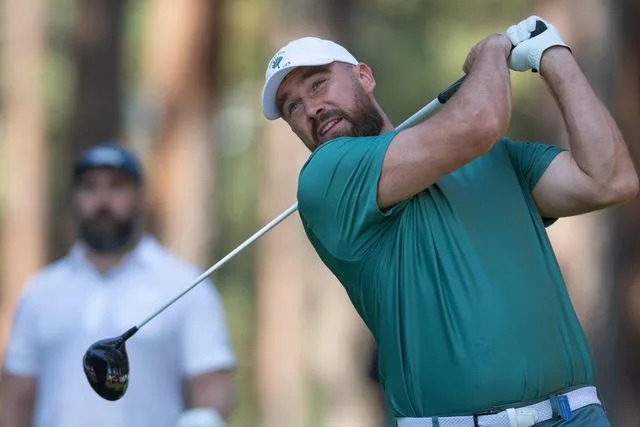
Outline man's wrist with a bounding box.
[539,45,573,76]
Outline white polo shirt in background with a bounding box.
[3,235,236,427]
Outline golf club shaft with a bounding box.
[134,203,299,331]
[127,76,467,338]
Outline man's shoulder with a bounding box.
[302,131,398,171]
[19,258,74,300]
[298,131,398,199]
[300,136,355,174]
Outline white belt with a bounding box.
[397,386,601,427]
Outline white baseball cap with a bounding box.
[261,37,358,120]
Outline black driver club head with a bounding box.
[82,334,131,401]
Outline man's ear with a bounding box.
[356,63,376,93]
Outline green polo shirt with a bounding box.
[297,131,595,417]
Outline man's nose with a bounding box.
[93,186,117,204]
[305,99,324,119]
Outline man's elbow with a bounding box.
[469,108,508,154]
[607,170,639,204]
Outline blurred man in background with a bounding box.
[0,144,235,427]
[261,15,637,427]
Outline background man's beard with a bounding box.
[78,214,138,253]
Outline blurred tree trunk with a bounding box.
[70,0,125,152]
[255,119,307,427]
[607,0,640,425]
[139,0,222,265]
[254,4,309,424]
[0,0,47,358]
[256,1,378,426]
[48,0,126,259]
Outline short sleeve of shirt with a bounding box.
[503,139,566,190]
[179,281,236,377]
[297,131,402,259]
[3,281,39,377]
[503,139,566,226]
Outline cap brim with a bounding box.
[261,58,336,120]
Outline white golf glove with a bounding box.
[505,15,570,72]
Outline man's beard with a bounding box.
[78,210,139,253]
[312,86,383,145]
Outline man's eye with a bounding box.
[77,180,97,192]
[288,100,302,116]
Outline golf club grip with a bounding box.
[437,76,466,104]
[531,20,548,38]
[436,20,547,104]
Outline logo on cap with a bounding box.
[270,55,284,70]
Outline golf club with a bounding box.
[82,76,466,401]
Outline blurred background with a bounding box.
[0,0,639,426]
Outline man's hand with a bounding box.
[505,16,570,72]
[462,33,512,74]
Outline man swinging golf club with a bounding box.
[261,15,638,426]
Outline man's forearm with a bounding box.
[0,373,37,427]
[185,371,235,420]
[456,34,513,143]
[540,47,636,191]
[0,405,32,427]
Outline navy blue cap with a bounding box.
[73,144,144,184]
